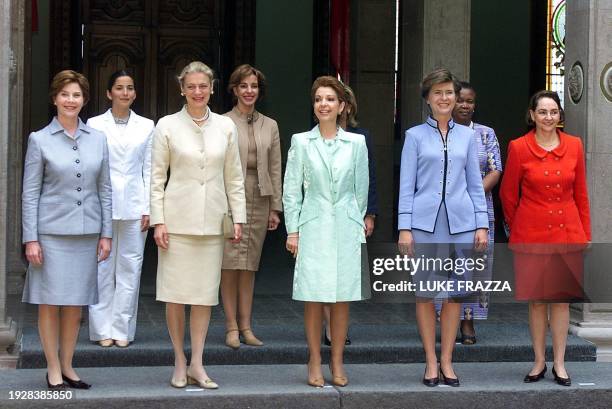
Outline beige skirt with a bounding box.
[222,171,270,271]
[156,233,224,306]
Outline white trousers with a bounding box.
[89,219,147,341]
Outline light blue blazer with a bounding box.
[22,117,113,243]
[398,116,488,234]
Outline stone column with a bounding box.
[0,0,19,367]
[565,0,612,362]
[401,0,471,129]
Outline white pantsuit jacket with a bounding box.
[87,109,154,342]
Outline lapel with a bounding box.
[102,109,127,149]
[124,110,139,146]
[309,126,332,178]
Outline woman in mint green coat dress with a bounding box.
[283,76,369,388]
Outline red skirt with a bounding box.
[513,251,584,302]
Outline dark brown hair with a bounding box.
[525,90,565,127]
[49,70,90,104]
[420,68,460,99]
[227,64,266,102]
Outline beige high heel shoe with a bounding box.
[186,369,219,389]
[225,328,240,350]
[98,339,113,347]
[239,328,263,346]
[329,363,349,387]
[307,363,324,388]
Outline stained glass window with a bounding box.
[547,0,566,106]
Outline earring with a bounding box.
[181,93,184,96]
[211,90,214,95]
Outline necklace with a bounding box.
[113,111,130,125]
[189,107,210,122]
[536,138,559,148]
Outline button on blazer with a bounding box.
[150,106,247,235]
[398,117,488,234]
[22,117,113,243]
[87,109,154,220]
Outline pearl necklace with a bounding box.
[189,107,210,122]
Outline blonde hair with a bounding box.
[343,84,358,127]
[177,61,214,88]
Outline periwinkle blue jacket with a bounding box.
[398,116,488,234]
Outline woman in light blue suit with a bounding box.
[284,76,369,388]
[398,68,488,387]
[22,70,112,389]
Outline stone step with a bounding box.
[18,323,596,369]
[1,362,611,409]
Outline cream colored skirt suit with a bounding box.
[150,106,246,305]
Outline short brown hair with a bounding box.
[49,70,90,104]
[420,68,460,99]
[227,64,266,102]
[525,90,565,127]
[310,76,346,123]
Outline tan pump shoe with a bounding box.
[186,369,219,389]
[239,328,263,346]
[225,328,240,350]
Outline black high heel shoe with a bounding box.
[552,366,571,386]
[322,328,351,346]
[439,366,460,387]
[46,374,66,390]
[523,364,547,383]
[62,374,91,389]
[422,365,439,387]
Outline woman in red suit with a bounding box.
[500,90,591,387]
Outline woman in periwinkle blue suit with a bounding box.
[398,68,488,387]
[22,70,112,389]
[284,76,369,388]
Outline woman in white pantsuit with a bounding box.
[87,70,154,348]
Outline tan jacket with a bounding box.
[150,106,246,235]
[225,108,283,212]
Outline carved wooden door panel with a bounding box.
[81,0,224,120]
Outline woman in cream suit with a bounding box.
[22,70,112,389]
[283,76,369,388]
[150,61,246,389]
[87,70,154,348]
[221,64,282,349]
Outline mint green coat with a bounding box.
[283,126,370,302]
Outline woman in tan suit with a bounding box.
[221,64,282,349]
[150,61,246,389]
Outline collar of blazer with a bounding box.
[49,116,90,138]
[179,105,215,130]
[307,125,351,141]
[101,108,138,148]
[425,115,455,130]
[524,128,568,159]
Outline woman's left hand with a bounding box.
[231,224,242,244]
[473,228,488,252]
[140,215,150,232]
[268,211,281,231]
[98,238,112,262]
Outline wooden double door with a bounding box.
[51,0,255,120]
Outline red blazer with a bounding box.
[500,129,591,245]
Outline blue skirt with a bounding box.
[411,203,477,299]
[22,234,99,305]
